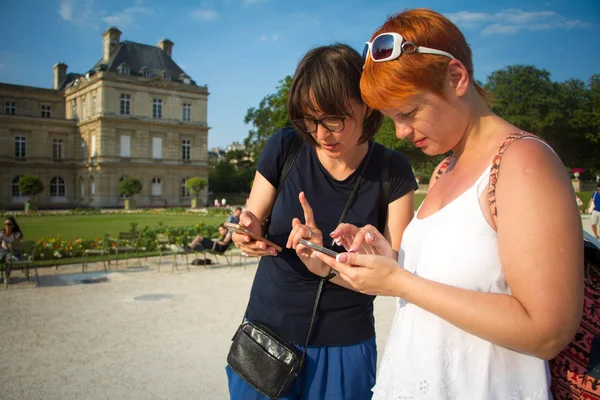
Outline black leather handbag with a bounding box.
[227,141,373,399]
[227,281,325,399]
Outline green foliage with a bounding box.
[209,159,255,193]
[18,175,44,197]
[244,76,293,163]
[119,177,143,197]
[242,65,600,178]
[185,177,207,197]
[485,65,600,173]
[33,221,222,261]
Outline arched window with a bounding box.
[151,177,162,197]
[79,177,85,200]
[50,176,66,197]
[89,176,95,198]
[181,178,190,198]
[12,176,23,197]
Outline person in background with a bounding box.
[315,8,583,399]
[185,223,232,254]
[588,183,600,238]
[226,206,243,225]
[0,216,24,282]
[229,43,417,399]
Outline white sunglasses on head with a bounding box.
[363,32,455,64]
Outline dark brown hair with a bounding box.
[3,216,23,239]
[287,43,383,147]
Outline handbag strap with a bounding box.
[240,141,374,372]
[297,142,374,371]
[262,132,304,235]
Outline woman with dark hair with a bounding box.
[0,216,24,281]
[0,216,23,260]
[228,43,417,399]
[316,9,583,399]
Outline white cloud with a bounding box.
[59,0,75,21]
[446,8,592,35]
[259,34,279,42]
[103,5,153,27]
[59,0,155,29]
[191,8,218,21]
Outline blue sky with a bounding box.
[0,0,598,150]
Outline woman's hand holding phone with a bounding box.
[230,211,279,257]
[330,223,396,259]
[288,192,334,278]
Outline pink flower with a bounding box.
[572,168,584,174]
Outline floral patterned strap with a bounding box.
[488,132,541,220]
[433,132,542,221]
[434,156,455,181]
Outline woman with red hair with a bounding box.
[315,8,583,399]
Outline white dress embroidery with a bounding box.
[373,167,551,400]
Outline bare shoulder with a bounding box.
[497,137,567,183]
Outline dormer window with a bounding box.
[118,63,130,75]
[179,73,191,84]
[140,67,151,78]
[161,70,171,81]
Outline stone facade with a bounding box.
[0,27,209,209]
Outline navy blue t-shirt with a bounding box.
[247,128,418,346]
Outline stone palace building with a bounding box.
[0,27,209,209]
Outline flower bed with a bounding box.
[3,207,234,218]
[34,221,221,260]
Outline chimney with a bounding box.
[157,39,174,58]
[102,26,122,62]
[53,63,68,90]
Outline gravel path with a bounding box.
[0,256,396,400]
[2,215,593,400]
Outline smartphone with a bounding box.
[224,222,283,252]
[298,238,339,258]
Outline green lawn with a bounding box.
[16,189,576,242]
[22,214,224,242]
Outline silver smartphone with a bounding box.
[298,238,339,258]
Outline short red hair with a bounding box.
[360,8,487,110]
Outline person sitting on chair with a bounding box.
[226,206,242,225]
[186,224,232,254]
[0,216,24,282]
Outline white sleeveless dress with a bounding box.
[373,165,551,399]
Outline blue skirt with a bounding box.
[226,336,376,399]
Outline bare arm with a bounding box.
[246,171,277,225]
[383,191,414,253]
[231,171,279,256]
[216,233,232,246]
[321,140,583,359]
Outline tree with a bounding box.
[185,177,207,198]
[485,65,562,138]
[485,65,599,172]
[18,175,44,199]
[119,177,142,198]
[209,161,238,193]
[243,76,293,163]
